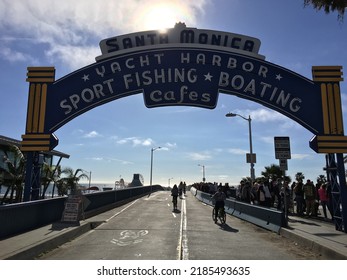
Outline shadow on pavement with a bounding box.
[218,223,239,233]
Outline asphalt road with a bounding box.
[37,191,322,260]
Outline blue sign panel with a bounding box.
[45,47,322,134]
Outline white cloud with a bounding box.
[83,131,102,138]
[0,46,38,64]
[116,136,154,147]
[0,0,207,70]
[88,157,133,165]
[165,142,177,149]
[291,154,311,160]
[249,108,286,123]
[187,152,212,161]
[228,148,247,155]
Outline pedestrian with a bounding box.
[241,181,252,203]
[257,181,266,206]
[318,183,329,220]
[274,179,282,210]
[280,181,291,215]
[294,179,304,215]
[303,179,316,216]
[263,181,272,207]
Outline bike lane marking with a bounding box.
[178,198,189,260]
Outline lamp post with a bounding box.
[226,112,255,182]
[150,147,161,186]
[168,177,173,188]
[198,164,206,182]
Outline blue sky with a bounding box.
[0,0,346,187]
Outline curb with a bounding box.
[4,221,103,260]
[280,227,347,260]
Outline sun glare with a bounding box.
[140,3,186,31]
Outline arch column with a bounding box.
[311,66,347,232]
[21,67,58,201]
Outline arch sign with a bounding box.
[20,23,347,231]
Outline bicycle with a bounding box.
[212,206,226,224]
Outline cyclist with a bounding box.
[171,184,179,211]
[211,187,226,223]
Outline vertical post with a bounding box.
[150,147,161,187]
[21,67,56,201]
[336,153,347,232]
[247,115,255,183]
[150,148,154,186]
[312,66,346,232]
[198,164,205,182]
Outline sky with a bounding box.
[0,0,346,188]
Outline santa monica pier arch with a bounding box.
[20,23,347,232]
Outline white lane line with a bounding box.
[105,199,138,222]
[177,198,189,260]
[181,199,189,260]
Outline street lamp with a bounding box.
[226,112,255,182]
[150,146,161,186]
[198,164,206,182]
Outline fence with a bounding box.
[0,185,162,239]
[191,187,286,233]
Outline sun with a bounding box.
[140,3,187,31]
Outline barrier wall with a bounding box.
[191,187,285,233]
[0,185,162,239]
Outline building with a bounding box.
[0,135,69,202]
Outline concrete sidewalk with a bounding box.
[281,215,347,259]
[1,201,347,259]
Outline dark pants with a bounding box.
[295,195,304,215]
[172,195,178,209]
[214,201,225,220]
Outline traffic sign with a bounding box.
[279,159,288,171]
[274,137,291,159]
[246,153,256,163]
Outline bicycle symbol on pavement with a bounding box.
[111,230,149,246]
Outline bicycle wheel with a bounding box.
[219,209,226,224]
[212,208,216,222]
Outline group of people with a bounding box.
[172,178,334,221]
[236,178,333,220]
[170,181,187,211]
[236,179,282,208]
[171,181,227,222]
[292,179,333,220]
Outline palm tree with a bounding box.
[295,172,305,182]
[261,164,284,181]
[316,174,327,184]
[0,145,25,204]
[58,167,89,195]
[304,0,347,21]
[41,164,62,198]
